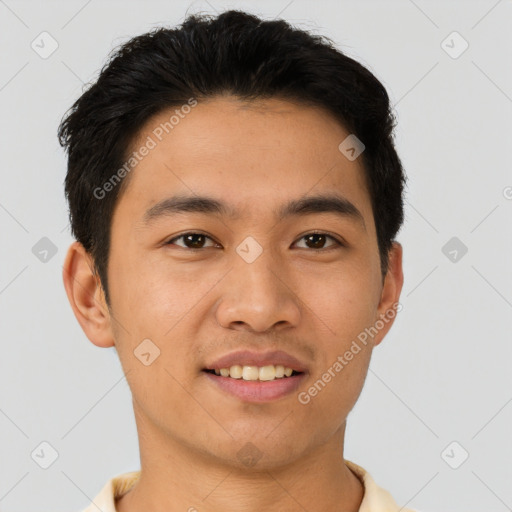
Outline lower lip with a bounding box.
[203,371,307,402]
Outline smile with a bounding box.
[204,364,301,381]
[202,366,307,402]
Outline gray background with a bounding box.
[1,0,511,511]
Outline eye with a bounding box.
[164,231,344,251]
[293,232,343,250]
[165,232,220,249]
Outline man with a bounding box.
[59,9,414,512]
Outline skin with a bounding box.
[63,95,403,512]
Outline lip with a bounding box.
[203,349,309,373]
[203,371,307,402]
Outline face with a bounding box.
[65,96,403,470]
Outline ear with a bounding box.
[372,241,404,347]
[62,241,115,348]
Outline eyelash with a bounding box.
[164,231,345,251]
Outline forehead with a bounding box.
[115,96,374,229]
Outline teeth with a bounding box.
[229,365,243,379]
[211,364,298,380]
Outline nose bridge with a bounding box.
[236,245,279,300]
[215,240,301,332]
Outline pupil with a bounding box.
[186,234,204,248]
[183,234,326,249]
[306,234,325,249]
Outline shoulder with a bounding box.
[345,459,421,512]
[78,471,141,512]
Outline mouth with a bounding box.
[201,350,309,402]
[201,365,307,402]
[202,365,304,381]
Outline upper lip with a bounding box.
[204,350,308,373]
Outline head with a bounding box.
[60,10,406,470]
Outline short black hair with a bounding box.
[58,9,406,307]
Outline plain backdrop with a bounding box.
[0,1,511,511]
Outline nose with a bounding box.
[214,253,301,333]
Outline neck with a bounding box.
[116,406,364,512]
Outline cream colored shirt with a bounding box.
[80,460,419,512]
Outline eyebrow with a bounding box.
[142,193,366,231]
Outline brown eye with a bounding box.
[166,233,218,249]
[165,232,343,251]
[294,233,342,250]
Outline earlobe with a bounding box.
[372,241,404,347]
[62,241,115,348]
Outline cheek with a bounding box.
[299,261,379,404]
[109,251,200,328]
[107,258,187,380]
[304,261,380,336]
